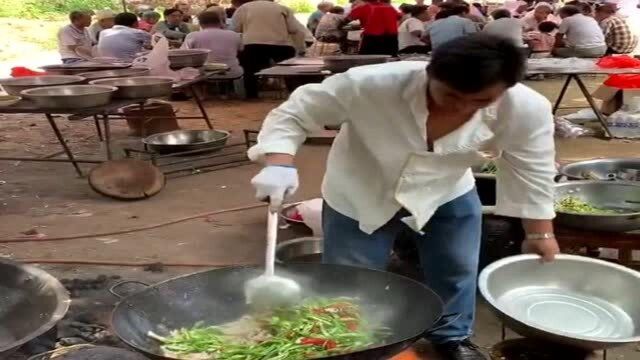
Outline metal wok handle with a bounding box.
[424,313,462,335]
[109,280,150,299]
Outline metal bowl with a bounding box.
[560,158,640,181]
[0,259,70,356]
[323,55,390,73]
[168,49,211,69]
[555,181,640,232]
[276,237,323,263]
[142,129,230,154]
[89,76,174,99]
[0,75,85,96]
[78,67,150,81]
[21,85,117,109]
[479,254,640,350]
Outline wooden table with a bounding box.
[556,225,640,269]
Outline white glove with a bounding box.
[251,166,299,207]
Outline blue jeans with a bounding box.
[322,189,482,344]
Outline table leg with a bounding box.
[573,75,613,138]
[552,74,573,115]
[102,114,113,160]
[93,115,103,141]
[190,84,213,129]
[45,114,83,177]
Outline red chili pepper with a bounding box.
[300,337,337,349]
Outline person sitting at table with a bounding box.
[308,2,334,35]
[425,3,478,52]
[87,9,115,45]
[307,6,347,57]
[553,5,606,58]
[57,11,93,64]
[152,8,191,41]
[398,5,430,54]
[138,11,161,32]
[98,12,152,61]
[594,3,638,54]
[482,9,524,47]
[521,2,559,32]
[524,20,557,58]
[182,11,243,78]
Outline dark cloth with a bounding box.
[398,45,430,54]
[359,34,399,56]
[239,44,296,98]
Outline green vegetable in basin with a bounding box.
[555,196,621,215]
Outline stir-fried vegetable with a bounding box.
[158,298,387,360]
[480,161,497,174]
[555,196,620,215]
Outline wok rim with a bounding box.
[21,84,118,97]
[88,76,176,87]
[555,180,640,217]
[110,263,444,360]
[0,259,70,353]
[559,157,640,180]
[478,254,640,345]
[142,129,231,146]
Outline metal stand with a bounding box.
[45,113,83,176]
[189,84,214,129]
[551,74,613,138]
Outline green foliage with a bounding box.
[281,0,315,13]
[0,0,118,19]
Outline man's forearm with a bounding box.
[265,153,295,166]
[522,218,554,236]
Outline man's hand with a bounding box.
[251,165,299,208]
[522,237,560,262]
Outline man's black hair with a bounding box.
[491,8,511,19]
[114,12,138,27]
[164,8,183,17]
[410,5,428,16]
[198,10,222,26]
[538,20,557,32]
[399,3,414,14]
[330,6,345,14]
[558,4,581,17]
[427,33,525,93]
[69,11,89,22]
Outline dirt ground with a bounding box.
[1,76,639,359]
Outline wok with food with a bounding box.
[111,264,447,360]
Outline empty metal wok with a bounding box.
[111,264,447,360]
[143,129,230,154]
[555,181,640,232]
[0,259,70,356]
[479,254,640,350]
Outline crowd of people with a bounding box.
[57,0,638,98]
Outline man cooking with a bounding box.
[248,33,559,360]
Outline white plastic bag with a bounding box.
[132,36,180,80]
[606,96,640,138]
[296,198,324,237]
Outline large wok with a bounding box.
[0,259,70,356]
[111,264,447,360]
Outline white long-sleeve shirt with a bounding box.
[248,61,556,234]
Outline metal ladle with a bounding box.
[245,207,301,309]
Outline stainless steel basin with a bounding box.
[560,158,640,181]
[78,67,150,80]
[555,181,640,232]
[479,254,640,350]
[89,76,174,99]
[168,49,210,68]
[20,85,116,109]
[0,75,85,96]
[276,237,323,263]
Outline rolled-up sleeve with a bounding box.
[493,87,556,220]
[247,73,353,162]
